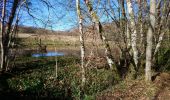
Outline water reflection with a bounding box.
[32,51,64,57]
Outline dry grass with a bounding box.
[96,72,170,100]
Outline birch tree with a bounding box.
[126,0,139,77]
[137,0,145,52]
[76,0,86,98]
[84,0,120,79]
[145,0,156,81]
[154,0,170,56]
[0,0,6,71]
[84,0,116,71]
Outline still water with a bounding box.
[32,51,64,57]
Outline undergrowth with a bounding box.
[5,56,114,99]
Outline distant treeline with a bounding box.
[18,26,79,36]
[18,26,37,33]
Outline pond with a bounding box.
[32,51,64,57]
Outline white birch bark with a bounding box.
[154,1,170,56]
[84,0,115,70]
[154,32,164,56]
[145,0,156,81]
[76,0,86,98]
[126,0,138,68]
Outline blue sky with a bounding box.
[18,0,121,31]
[19,0,77,31]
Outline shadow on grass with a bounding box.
[0,56,79,100]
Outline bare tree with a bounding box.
[76,0,86,98]
[0,0,27,72]
[84,0,116,71]
[126,0,139,78]
[145,0,156,81]
[154,1,170,56]
[0,0,7,71]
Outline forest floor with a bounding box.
[1,72,170,100]
[97,72,170,100]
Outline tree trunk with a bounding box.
[145,0,156,81]
[137,0,144,52]
[154,1,170,56]
[0,0,19,72]
[126,23,131,49]
[84,0,121,80]
[0,0,6,72]
[126,0,139,78]
[76,0,86,99]
[84,0,116,70]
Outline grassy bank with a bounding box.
[0,56,115,99]
[1,55,170,99]
[15,37,79,49]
